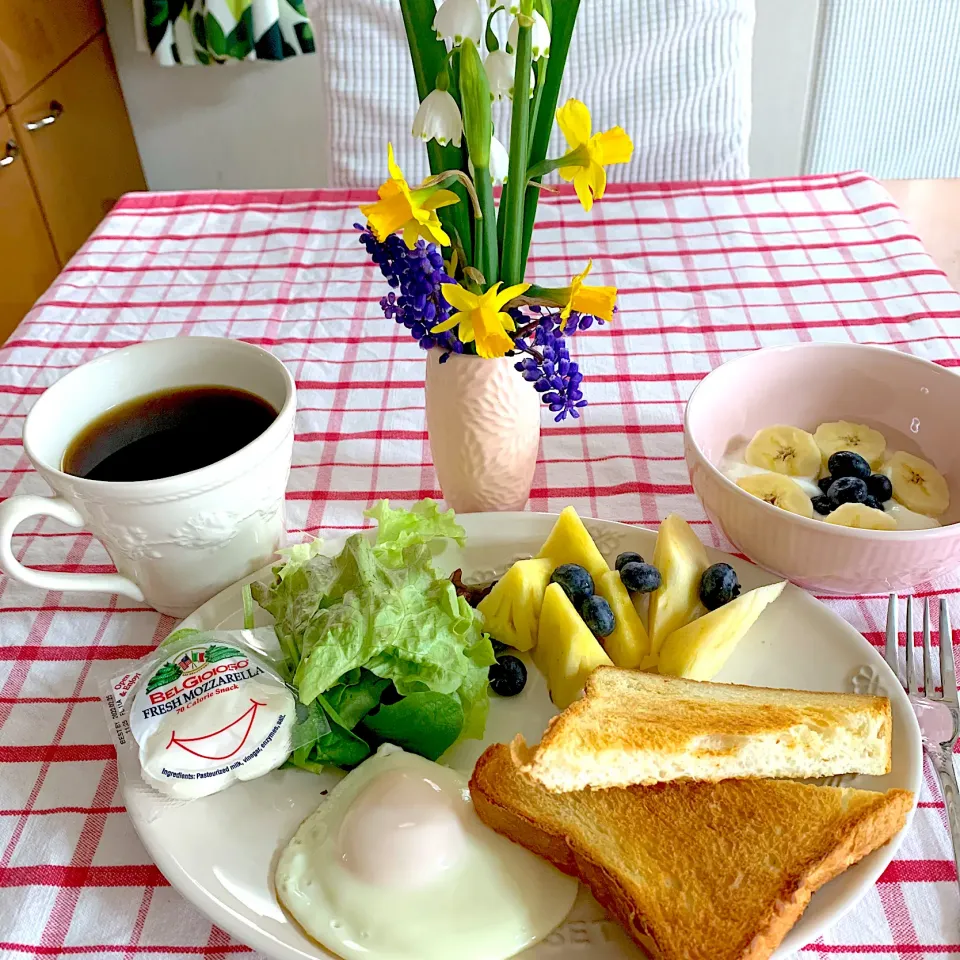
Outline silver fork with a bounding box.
[885,594,960,900]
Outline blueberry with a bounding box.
[699,563,741,610]
[580,595,616,637]
[490,638,509,656]
[812,495,834,516]
[488,655,527,697]
[619,561,662,594]
[867,473,893,502]
[550,564,594,607]
[864,495,885,511]
[818,477,834,495]
[827,451,871,481]
[615,551,644,571]
[827,476,869,505]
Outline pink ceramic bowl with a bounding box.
[684,343,960,594]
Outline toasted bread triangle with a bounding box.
[470,743,912,960]
[515,667,892,791]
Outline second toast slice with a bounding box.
[515,667,891,791]
[472,743,912,960]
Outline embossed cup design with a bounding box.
[0,337,296,617]
[425,351,541,512]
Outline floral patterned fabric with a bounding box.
[142,0,315,65]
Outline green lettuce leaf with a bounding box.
[277,538,327,579]
[252,500,491,771]
[364,498,465,568]
[294,562,485,705]
[250,539,336,669]
[456,631,497,740]
[322,669,391,730]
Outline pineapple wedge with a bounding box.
[596,570,650,668]
[658,581,786,680]
[536,506,610,583]
[477,558,554,651]
[647,514,710,654]
[536,582,612,709]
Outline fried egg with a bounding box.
[275,744,577,960]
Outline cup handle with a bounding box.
[0,495,146,602]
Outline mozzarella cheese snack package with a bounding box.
[103,628,296,811]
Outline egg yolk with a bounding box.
[337,768,467,888]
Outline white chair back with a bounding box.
[314,0,754,186]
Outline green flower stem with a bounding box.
[520,283,568,302]
[496,179,507,255]
[458,38,496,281]
[473,167,498,283]
[420,170,484,219]
[519,0,580,275]
[527,144,589,180]
[499,0,535,285]
[495,285,567,322]
[527,58,548,160]
[485,5,504,51]
[399,0,472,262]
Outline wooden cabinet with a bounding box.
[0,0,103,104]
[0,113,60,335]
[12,34,146,263]
[0,5,145,340]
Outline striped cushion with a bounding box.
[314,0,753,187]
[807,1,960,178]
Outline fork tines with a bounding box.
[906,596,917,695]
[886,593,958,704]
[940,598,957,705]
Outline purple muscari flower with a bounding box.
[512,308,591,422]
[359,223,598,422]
[356,224,464,355]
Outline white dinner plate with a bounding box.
[123,512,922,960]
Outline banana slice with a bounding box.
[885,451,950,517]
[825,502,897,530]
[736,473,814,518]
[744,425,821,477]
[813,421,886,469]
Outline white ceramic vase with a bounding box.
[424,350,541,512]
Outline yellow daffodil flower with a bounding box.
[561,260,617,323]
[432,281,530,358]
[359,143,459,248]
[555,99,633,212]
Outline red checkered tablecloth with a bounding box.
[1,173,959,959]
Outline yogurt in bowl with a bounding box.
[683,343,960,594]
[719,425,944,532]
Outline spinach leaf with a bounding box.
[361,692,464,761]
[311,722,371,768]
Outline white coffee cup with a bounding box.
[0,337,296,617]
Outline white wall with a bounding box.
[748,0,821,178]
[102,0,329,190]
[106,0,819,190]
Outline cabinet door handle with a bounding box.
[0,140,18,167]
[24,101,63,132]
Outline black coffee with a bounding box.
[62,385,278,482]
